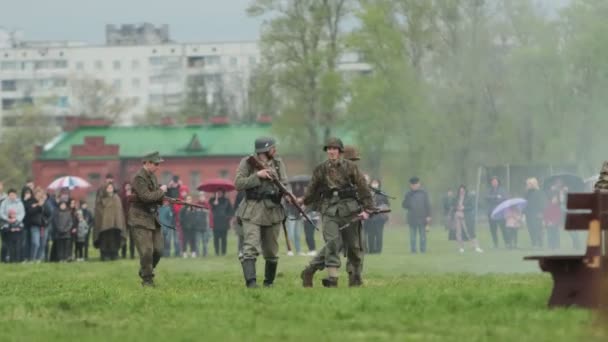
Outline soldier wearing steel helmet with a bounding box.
[299,138,373,288]
[234,137,288,288]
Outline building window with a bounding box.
[230,57,237,67]
[219,169,229,179]
[1,99,17,110]
[95,60,103,70]
[1,61,16,70]
[113,79,122,90]
[190,171,201,191]
[1,80,17,91]
[76,61,84,70]
[113,60,121,70]
[57,96,69,108]
[54,60,68,68]
[249,56,257,65]
[132,60,140,69]
[132,78,141,88]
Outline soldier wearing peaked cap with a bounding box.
[300,138,373,288]
[234,137,289,288]
[128,151,168,287]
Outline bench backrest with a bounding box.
[565,192,608,265]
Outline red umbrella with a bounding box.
[197,178,236,192]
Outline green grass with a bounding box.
[0,226,605,342]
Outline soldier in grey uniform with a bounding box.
[234,137,289,288]
[300,138,373,288]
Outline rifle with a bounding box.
[370,187,396,199]
[163,196,209,211]
[338,208,391,230]
[246,156,317,230]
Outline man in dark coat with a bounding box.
[402,177,432,254]
[486,176,508,248]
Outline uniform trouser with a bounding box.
[132,227,164,280]
[241,220,280,262]
[308,215,363,273]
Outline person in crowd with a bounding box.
[180,195,200,258]
[524,178,546,249]
[44,192,57,262]
[69,199,80,261]
[166,175,181,199]
[452,185,483,253]
[120,182,135,259]
[21,187,35,261]
[53,201,74,262]
[1,209,24,262]
[24,187,49,262]
[233,191,245,258]
[504,206,523,249]
[79,201,94,260]
[196,192,212,257]
[0,189,25,262]
[210,190,233,256]
[286,183,305,256]
[94,183,126,261]
[366,179,390,254]
[21,179,35,199]
[171,185,189,257]
[486,176,508,248]
[158,198,175,257]
[402,177,432,254]
[442,189,455,231]
[543,192,563,250]
[75,209,90,261]
[303,208,319,256]
[0,182,6,262]
[40,192,55,262]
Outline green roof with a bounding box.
[39,124,274,160]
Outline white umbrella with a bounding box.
[48,176,91,190]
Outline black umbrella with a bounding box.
[543,173,585,192]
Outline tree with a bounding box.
[70,77,134,123]
[248,0,353,167]
[180,74,212,121]
[0,104,60,186]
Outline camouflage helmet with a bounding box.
[323,137,344,152]
[343,145,360,161]
[254,137,276,153]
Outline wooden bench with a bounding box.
[524,192,608,309]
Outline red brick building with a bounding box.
[33,119,307,203]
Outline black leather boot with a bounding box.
[263,261,278,287]
[321,276,338,288]
[241,259,258,288]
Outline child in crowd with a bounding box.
[1,209,24,262]
[504,206,523,249]
[75,210,90,261]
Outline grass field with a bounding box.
[0,226,605,342]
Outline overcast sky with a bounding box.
[0,0,262,43]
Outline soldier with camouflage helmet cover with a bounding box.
[234,137,288,288]
[299,138,373,288]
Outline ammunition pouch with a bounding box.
[322,187,357,200]
[245,190,282,204]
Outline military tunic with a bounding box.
[129,167,165,281]
[303,158,373,269]
[234,155,288,262]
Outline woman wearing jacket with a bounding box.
[24,187,51,262]
[94,183,127,261]
[452,185,483,253]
